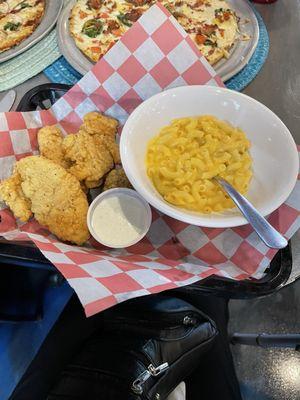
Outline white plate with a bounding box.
[0,0,64,64]
[120,86,299,228]
[57,0,259,81]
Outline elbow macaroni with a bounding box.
[146,115,252,213]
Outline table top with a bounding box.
[1,0,300,283]
[11,1,300,143]
[244,1,300,283]
[244,1,300,145]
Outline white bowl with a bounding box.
[120,86,299,228]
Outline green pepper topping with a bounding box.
[82,18,103,38]
[215,8,231,16]
[117,13,132,27]
[4,22,21,31]
[164,4,173,14]
[204,39,217,47]
[19,2,31,9]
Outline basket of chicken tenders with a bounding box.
[0,4,299,317]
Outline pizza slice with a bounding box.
[69,0,240,66]
[0,0,45,53]
[165,1,239,65]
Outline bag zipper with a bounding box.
[130,316,199,395]
[131,362,169,395]
[183,315,198,326]
[105,313,198,330]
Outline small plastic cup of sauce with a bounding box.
[87,188,152,248]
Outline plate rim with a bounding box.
[0,0,64,64]
[57,0,93,76]
[57,0,259,81]
[217,0,260,82]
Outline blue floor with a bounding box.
[0,283,72,400]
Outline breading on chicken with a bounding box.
[103,168,132,191]
[36,112,120,189]
[85,178,104,189]
[103,135,121,165]
[38,125,69,169]
[81,112,120,164]
[14,156,90,245]
[0,172,32,222]
[82,111,118,137]
[63,129,115,189]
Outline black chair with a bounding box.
[231,333,300,351]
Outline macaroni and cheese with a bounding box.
[146,115,252,214]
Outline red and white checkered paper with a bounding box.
[0,3,299,316]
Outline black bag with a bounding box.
[48,295,218,400]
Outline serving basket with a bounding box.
[0,84,293,322]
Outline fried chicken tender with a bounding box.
[82,111,118,136]
[85,178,104,189]
[0,172,32,222]
[15,156,90,245]
[38,125,69,169]
[63,129,115,189]
[103,135,121,165]
[82,112,121,164]
[103,168,132,191]
[36,112,120,189]
[62,112,120,189]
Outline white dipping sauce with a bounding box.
[91,193,148,248]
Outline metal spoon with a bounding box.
[215,177,288,249]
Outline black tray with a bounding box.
[16,83,72,111]
[0,83,293,300]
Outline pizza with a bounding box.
[70,0,240,65]
[0,0,45,53]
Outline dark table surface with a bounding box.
[245,1,300,144]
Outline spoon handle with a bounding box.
[216,178,288,249]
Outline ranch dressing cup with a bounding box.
[87,188,152,248]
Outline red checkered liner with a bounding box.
[0,3,299,316]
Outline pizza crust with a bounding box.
[0,0,45,53]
